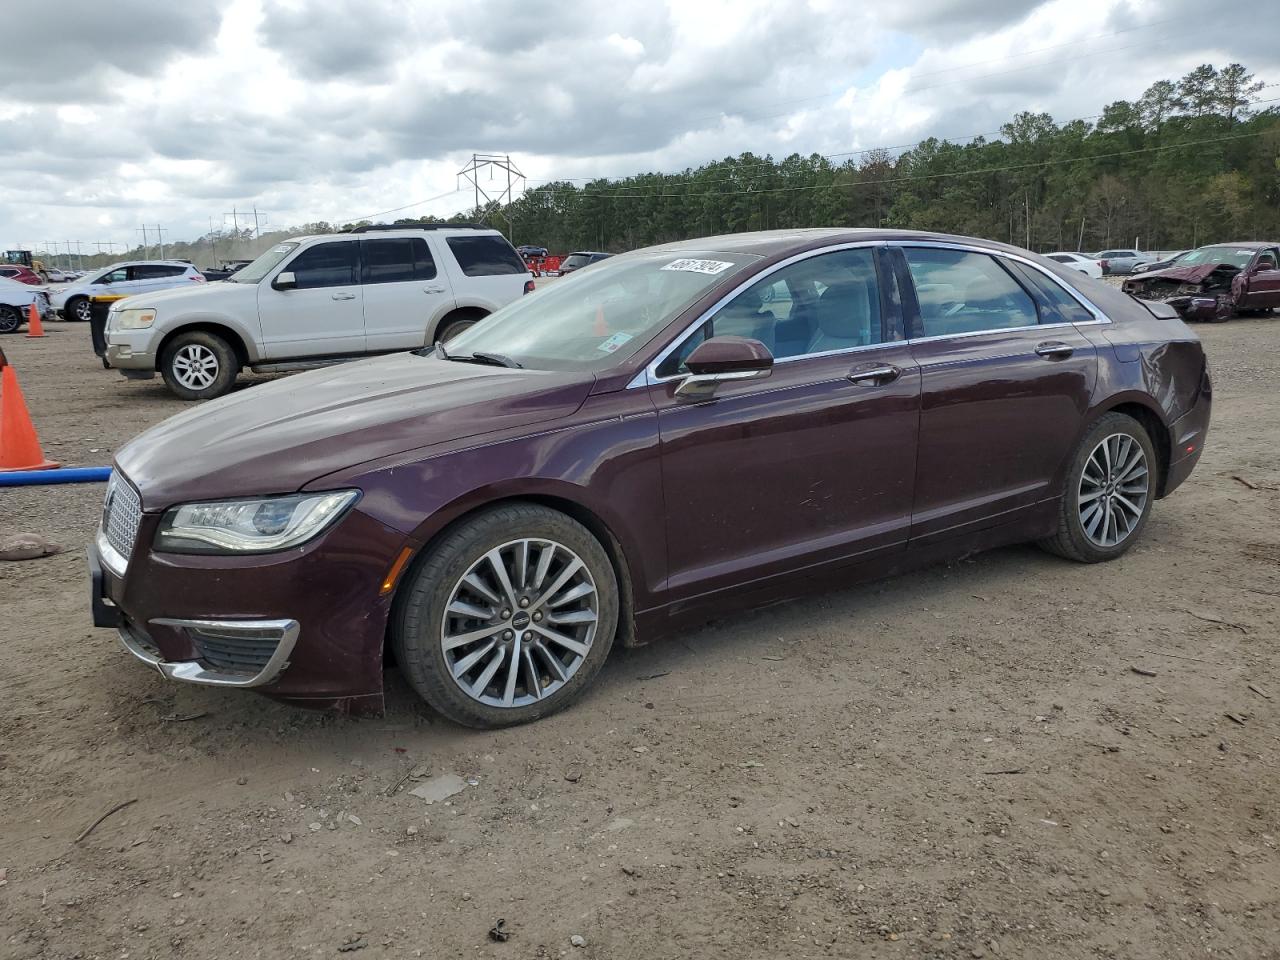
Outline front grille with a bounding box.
[103,472,143,565]
[190,627,282,675]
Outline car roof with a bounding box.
[1201,241,1273,250]
[635,228,1082,260]
[290,227,505,243]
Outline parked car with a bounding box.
[101,224,534,400]
[44,268,75,283]
[1092,249,1154,275]
[0,265,44,285]
[89,228,1210,727]
[516,245,549,259]
[1123,242,1280,321]
[52,261,205,322]
[200,259,254,282]
[558,251,611,274]
[1043,252,1103,279]
[0,277,50,333]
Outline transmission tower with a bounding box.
[457,153,525,232]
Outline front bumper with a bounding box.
[104,338,156,371]
[86,504,407,710]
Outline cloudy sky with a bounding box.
[2,0,1277,253]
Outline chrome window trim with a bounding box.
[633,241,888,388]
[627,238,1110,389]
[896,240,1109,328]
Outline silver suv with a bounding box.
[103,225,533,399]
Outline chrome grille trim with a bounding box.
[102,472,142,570]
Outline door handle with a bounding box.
[331,292,356,301]
[1035,341,1073,359]
[847,363,901,385]
[423,285,446,294]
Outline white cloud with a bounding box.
[0,0,1276,251]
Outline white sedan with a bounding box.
[1044,252,1104,279]
[0,277,51,334]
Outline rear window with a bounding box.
[1046,254,1074,264]
[1006,261,1095,324]
[445,235,527,276]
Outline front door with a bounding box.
[897,244,1097,544]
[1238,248,1280,309]
[651,246,920,604]
[257,240,364,359]
[361,236,453,351]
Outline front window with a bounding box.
[442,251,757,372]
[1177,247,1258,269]
[560,254,591,270]
[230,242,299,283]
[95,268,128,284]
[284,242,359,289]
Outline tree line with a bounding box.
[48,62,1279,270]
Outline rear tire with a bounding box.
[0,305,22,334]
[392,503,618,728]
[1038,412,1157,563]
[437,319,476,343]
[160,331,238,400]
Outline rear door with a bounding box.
[896,244,1098,544]
[361,237,452,351]
[257,240,364,358]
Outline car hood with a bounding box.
[1126,263,1238,285]
[116,353,595,509]
[121,280,242,309]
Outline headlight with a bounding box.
[113,308,157,329]
[155,490,359,555]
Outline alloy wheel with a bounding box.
[1078,432,1149,548]
[171,344,220,390]
[0,306,20,333]
[73,298,91,322]
[440,538,599,708]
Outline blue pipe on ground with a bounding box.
[0,466,112,486]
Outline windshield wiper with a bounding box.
[437,346,523,369]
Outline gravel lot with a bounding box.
[2,311,1279,959]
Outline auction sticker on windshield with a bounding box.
[597,332,634,353]
[661,258,734,275]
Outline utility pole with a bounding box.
[154,225,167,260]
[251,206,268,239]
[138,225,149,259]
[71,241,84,271]
[224,208,240,237]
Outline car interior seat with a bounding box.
[806,278,879,353]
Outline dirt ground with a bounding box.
[2,310,1279,960]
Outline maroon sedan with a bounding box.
[89,230,1211,727]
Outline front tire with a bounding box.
[392,504,619,728]
[66,296,91,323]
[1039,412,1157,563]
[0,305,22,334]
[437,319,476,343]
[160,331,238,400]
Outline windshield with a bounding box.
[442,250,758,372]
[561,254,591,269]
[230,242,300,283]
[1178,246,1257,269]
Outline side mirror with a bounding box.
[675,336,773,400]
[273,271,297,290]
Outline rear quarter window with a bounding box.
[446,235,528,277]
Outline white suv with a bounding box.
[103,225,533,399]
[52,261,206,322]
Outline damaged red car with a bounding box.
[1123,242,1280,322]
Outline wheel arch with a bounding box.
[429,305,490,343]
[157,321,253,369]
[387,491,639,654]
[1093,396,1173,497]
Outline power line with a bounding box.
[339,188,467,226]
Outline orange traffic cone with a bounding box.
[0,350,59,470]
[25,301,44,338]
